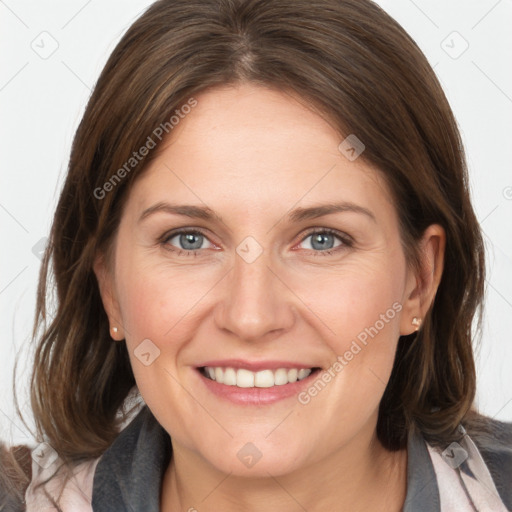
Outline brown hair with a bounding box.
[5,0,485,505]
[0,444,31,511]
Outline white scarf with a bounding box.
[427,425,508,511]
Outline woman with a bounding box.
[2,0,511,510]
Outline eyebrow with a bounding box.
[288,202,376,223]
[138,202,222,223]
[138,201,376,224]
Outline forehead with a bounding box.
[128,84,395,223]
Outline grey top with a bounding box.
[91,406,512,511]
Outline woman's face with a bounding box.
[97,83,437,477]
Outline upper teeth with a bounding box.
[204,367,312,388]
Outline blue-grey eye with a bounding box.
[300,232,343,251]
[167,231,212,251]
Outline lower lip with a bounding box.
[196,368,320,405]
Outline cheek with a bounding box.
[289,254,405,345]
[115,253,216,342]
[112,257,214,422]
[289,253,405,411]
[292,263,404,434]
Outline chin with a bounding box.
[200,438,310,478]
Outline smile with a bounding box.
[200,366,319,388]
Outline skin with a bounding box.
[95,83,445,511]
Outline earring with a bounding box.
[412,317,422,331]
[111,326,119,339]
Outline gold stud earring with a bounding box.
[412,317,422,331]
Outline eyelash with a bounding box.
[159,228,353,258]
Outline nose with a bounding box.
[214,249,295,342]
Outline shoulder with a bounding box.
[23,389,146,511]
[465,414,512,466]
[24,446,100,512]
[464,414,512,508]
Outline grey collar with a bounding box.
[403,425,440,511]
[92,405,172,511]
[92,406,439,511]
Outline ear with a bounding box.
[93,253,125,340]
[400,224,446,336]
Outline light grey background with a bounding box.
[1,0,511,446]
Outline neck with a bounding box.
[160,430,408,512]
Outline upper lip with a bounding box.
[197,359,320,372]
